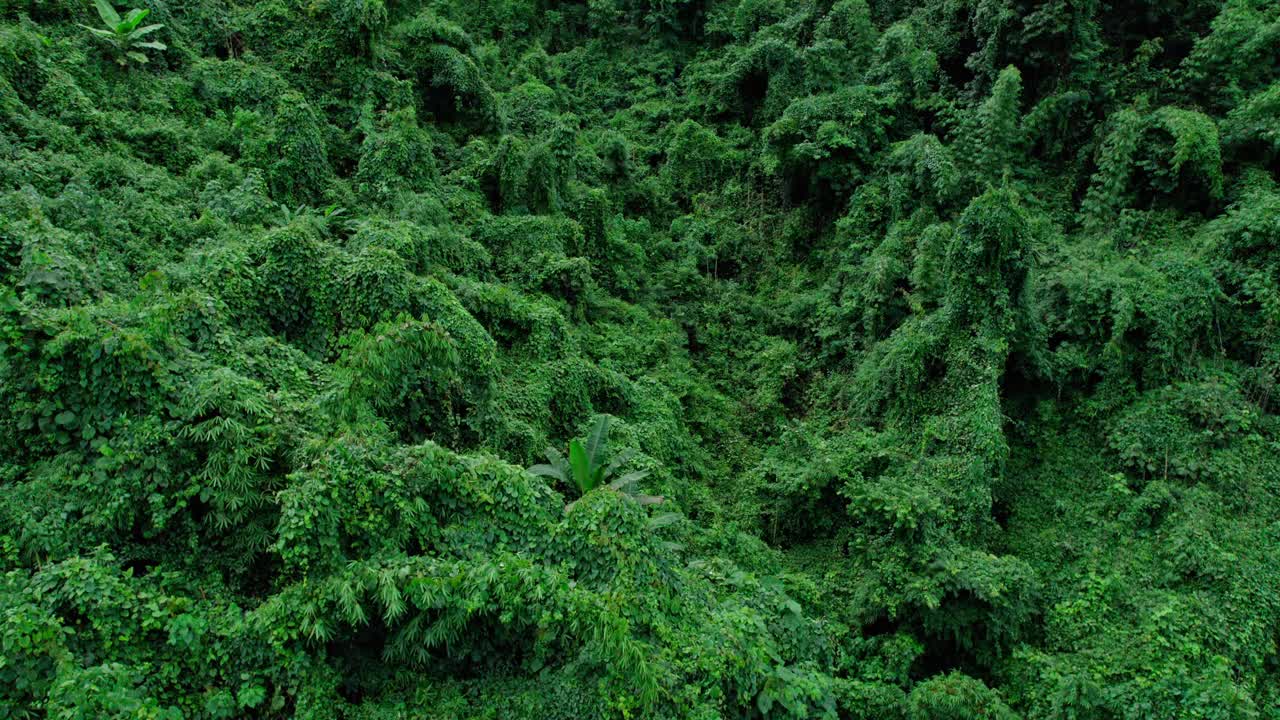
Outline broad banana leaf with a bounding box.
[94,0,121,27]
[568,439,591,494]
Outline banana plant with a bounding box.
[78,0,166,66]
[529,416,663,506]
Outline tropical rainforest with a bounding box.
[2,0,1280,717]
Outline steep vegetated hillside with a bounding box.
[3,0,1280,717]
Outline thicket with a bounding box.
[2,0,1280,718]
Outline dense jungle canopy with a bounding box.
[2,0,1280,717]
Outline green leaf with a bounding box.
[238,685,267,709]
[121,7,149,31]
[583,415,609,477]
[93,0,122,27]
[133,40,166,50]
[528,463,567,484]
[126,50,148,63]
[603,447,637,477]
[607,469,650,492]
[79,25,118,38]
[544,446,564,463]
[646,512,682,530]
[568,439,592,495]
[130,23,164,37]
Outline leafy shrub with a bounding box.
[78,0,165,67]
[354,108,438,202]
[530,415,660,504]
[763,85,894,201]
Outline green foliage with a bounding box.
[955,65,1023,186]
[354,107,438,202]
[4,0,1280,717]
[763,85,894,199]
[529,415,660,504]
[77,0,165,67]
[329,313,461,437]
[907,673,1018,720]
[1222,82,1280,159]
[1084,103,1224,226]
